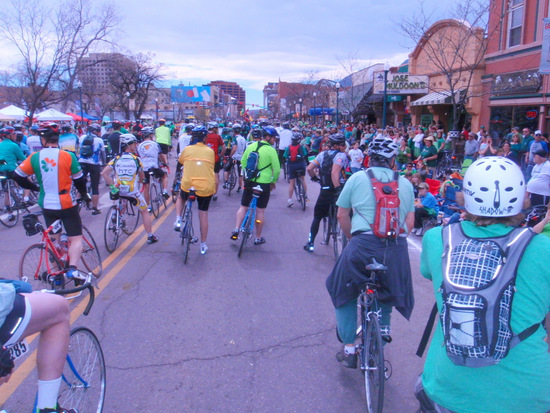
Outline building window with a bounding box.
[508,0,523,48]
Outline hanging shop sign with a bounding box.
[374,73,429,95]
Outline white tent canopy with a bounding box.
[0,105,27,121]
[35,108,73,121]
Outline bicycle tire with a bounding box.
[81,225,103,277]
[103,205,120,253]
[296,179,306,211]
[334,222,347,260]
[363,312,385,413]
[238,208,254,258]
[182,208,194,264]
[59,327,106,413]
[19,244,64,290]
[159,181,167,210]
[171,172,181,204]
[149,183,159,218]
[121,200,140,235]
[228,166,237,196]
[321,217,330,245]
[0,189,19,228]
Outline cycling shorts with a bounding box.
[240,181,271,209]
[121,192,148,211]
[43,205,82,237]
[143,167,166,184]
[214,160,223,174]
[80,163,101,195]
[179,189,211,211]
[0,294,31,347]
[158,143,170,155]
[287,162,306,179]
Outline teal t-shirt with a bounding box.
[336,167,415,234]
[0,139,26,172]
[420,221,550,413]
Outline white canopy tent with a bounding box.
[0,105,27,121]
[35,108,73,121]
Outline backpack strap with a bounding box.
[416,302,439,358]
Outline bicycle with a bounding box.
[179,187,198,264]
[6,276,106,413]
[223,156,238,196]
[356,258,392,413]
[0,173,34,228]
[293,170,307,211]
[238,185,262,258]
[103,195,140,253]
[146,169,166,218]
[171,168,182,203]
[321,201,347,260]
[19,213,103,291]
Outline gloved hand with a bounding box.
[0,347,14,378]
[310,176,320,183]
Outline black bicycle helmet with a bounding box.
[88,124,101,133]
[251,129,263,140]
[184,123,195,133]
[367,137,399,159]
[37,123,60,142]
[329,133,346,146]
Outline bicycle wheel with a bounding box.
[149,183,159,218]
[0,189,19,228]
[103,205,120,253]
[238,208,254,258]
[362,311,385,413]
[81,225,103,277]
[334,222,347,260]
[59,327,106,413]
[121,200,140,235]
[171,172,181,203]
[296,179,306,211]
[182,208,194,264]
[321,217,330,245]
[228,166,237,194]
[19,244,64,290]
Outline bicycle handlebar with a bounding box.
[41,280,95,316]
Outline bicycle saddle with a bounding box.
[365,258,388,272]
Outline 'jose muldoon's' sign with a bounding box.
[374,72,429,95]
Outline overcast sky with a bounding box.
[1,0,458,107]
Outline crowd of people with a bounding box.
[1,115,550,412]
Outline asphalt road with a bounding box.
[0,166,434,413]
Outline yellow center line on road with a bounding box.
[0,203,175,406]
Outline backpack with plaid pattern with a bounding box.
[440,223,539,367]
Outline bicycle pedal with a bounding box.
[191,237,198,243]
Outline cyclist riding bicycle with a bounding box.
[303,133,349,252]
[0,281,74,413]
[137,126,170,204]
[205,122,225,201]
[0,126,26,181]
[13,124,90,280]
[101,133,159,244]
[223,123,247,193]
[325,136,415,368]
[173,125,216,255]
[154,119,172,166]
[78,124,106,215]
[416,157,550,413]
[230,125,280,245]
[283,130,308,207]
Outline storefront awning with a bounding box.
[410,90,460,106]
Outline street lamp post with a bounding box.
[172,102,176,122]
[78,83,84,130]
[313,92,317,125]
[155,98,159,123]
[299,98,303,121]
[125,91,130,120]
[335,82,340,127]
[382,62,390,128]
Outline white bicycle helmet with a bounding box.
[463,156,525,217]
[120,133,137,148]
[367,137,398,159]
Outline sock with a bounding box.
[344,346,356,355]
[148,233,153,237]
[36,377,62,410]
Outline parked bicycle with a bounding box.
[321,201,347,260]
[18,213,102,291]
[178,187,198,264]
[6,276,106,413]
[356,258,392,413]
[104,195,140,253]
[237,185,262,258]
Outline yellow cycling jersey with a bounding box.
[108,153,143,194]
